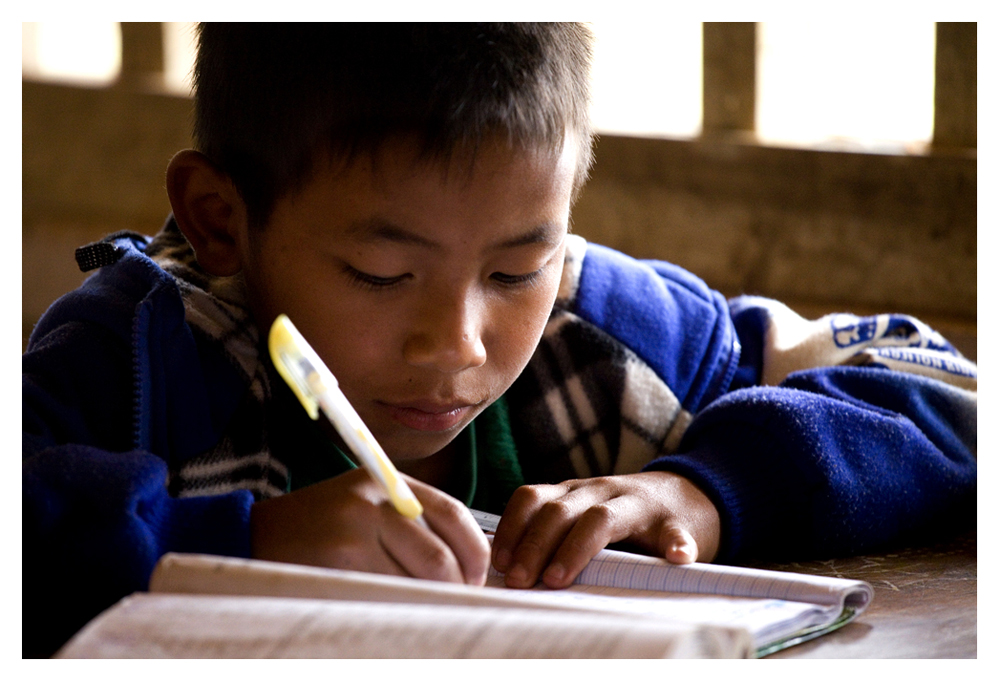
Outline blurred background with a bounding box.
[21,22,976,357]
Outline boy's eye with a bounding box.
[343,265,410,291]
[490,269,543,288]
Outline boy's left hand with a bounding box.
[491,471,720,589]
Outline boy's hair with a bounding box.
[193,23,595,230]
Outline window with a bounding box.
[22,21,197,95]
[756,21,936,152]
[591,21,937,152]
[589,21,703,139]
[22,21,122,87]
[22,21,943,154]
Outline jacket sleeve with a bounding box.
[643,296,977,564]
[23,444,253,657]
[22,258,253,657]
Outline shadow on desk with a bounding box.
[756,531,976,658]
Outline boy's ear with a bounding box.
[166,150,247,277]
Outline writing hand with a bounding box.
[250,468,490,585]
[491,471,720,589]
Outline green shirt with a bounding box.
[267,365,524,514]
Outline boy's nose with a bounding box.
[403,294,487,373]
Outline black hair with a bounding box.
[193,23,595,229]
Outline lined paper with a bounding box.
[571,546,872,608]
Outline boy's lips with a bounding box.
[379,399,480,432]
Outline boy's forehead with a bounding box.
[263,131,579,241]
[318,130,583,188]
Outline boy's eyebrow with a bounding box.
[346,218,438,248]
[346,218,564,250]
[492,222,564,250]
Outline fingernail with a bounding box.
[506,564,528,586]
[543,563,565,584]
[669,542,696,563]
[494,548,511,571]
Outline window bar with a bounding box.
[932,22,976,150]
[117,22,165,90]
[702,22,757,139]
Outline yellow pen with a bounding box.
[268,314,428,528]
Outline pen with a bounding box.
[268,314,428,528]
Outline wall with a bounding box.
[22,81,193,347]
[572,134,976,321]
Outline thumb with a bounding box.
[659,525,699,564]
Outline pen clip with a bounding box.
[268,314,326,420]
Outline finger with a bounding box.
[338,538,412,578]
[659,526,699,565]
[540,502,623,589]
[492,483,566,574]
[378,502,467,583]
[503,485,605,588]
[409,479,491,585]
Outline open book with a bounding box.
[57,513,872,659]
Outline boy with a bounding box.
[23,23,976,657]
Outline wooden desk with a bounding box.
[757,531,977,658]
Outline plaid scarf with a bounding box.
[507,235,691,484]
[145,224,288,500]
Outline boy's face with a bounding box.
[239,135,578,462]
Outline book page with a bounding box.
[57,593,752,659]
[150,553,865,653]
[500,580,846,651]
[569,546,873,609]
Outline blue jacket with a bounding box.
[22,226,977,656]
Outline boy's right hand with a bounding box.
[249,468,490,585]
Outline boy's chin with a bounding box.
[387,431,463,463]
[384,426,472,485]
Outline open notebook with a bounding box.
[57,512,873,659]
